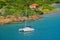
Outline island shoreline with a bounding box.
[0,3,59,24]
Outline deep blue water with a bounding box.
[0,4,60,40]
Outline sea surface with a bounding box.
[0,4,60,40]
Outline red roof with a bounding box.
[31,3,39,6]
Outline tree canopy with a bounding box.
[0,0,58,16]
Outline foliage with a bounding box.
[56,0,60,3]
[0,1,6,9]
[0,0,58,16]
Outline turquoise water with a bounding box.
[0,4,60,40]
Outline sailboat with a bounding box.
[19,7,35,32]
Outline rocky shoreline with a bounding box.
[0,5,59,24]
[0,8,59,24]
[0,15,42,24]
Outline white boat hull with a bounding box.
[19,27,35,32]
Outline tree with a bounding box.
[0,0,57,16]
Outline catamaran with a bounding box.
[19,7,35,32]
[19,26,34,32]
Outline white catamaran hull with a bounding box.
[19,27,35,32]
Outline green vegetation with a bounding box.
[0,0,58,17]
[56,0,60,3]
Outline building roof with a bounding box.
[30,3,39,6]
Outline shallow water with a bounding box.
[0,4,60,40]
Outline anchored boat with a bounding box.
[19,26,35,32]
[19,6,35,32]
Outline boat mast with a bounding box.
[24,6,28,27]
